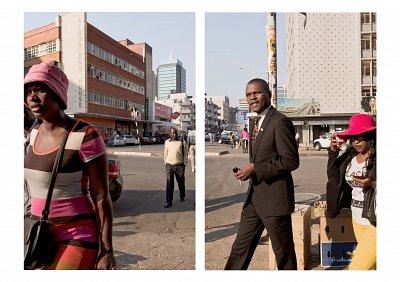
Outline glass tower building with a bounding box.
[157,58,186,100]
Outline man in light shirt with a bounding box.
[187,126,196,173]
[163,127,188,208]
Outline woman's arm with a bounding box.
[86,153,116,270]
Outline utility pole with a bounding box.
[267,13,277,108]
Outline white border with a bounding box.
[1,0,400,281]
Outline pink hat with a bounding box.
[337,114,376,139]
[24,61,68,110]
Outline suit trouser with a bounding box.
[225,201,297,270]
[165,163,186,203]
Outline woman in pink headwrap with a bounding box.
[24,61,116,270]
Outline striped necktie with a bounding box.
[251,115,261,150]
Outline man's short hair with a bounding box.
[247,78,271,98]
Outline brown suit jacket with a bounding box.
[245,107,299,217]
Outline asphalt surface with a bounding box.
[107,143,345,270]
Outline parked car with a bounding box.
[140,136,153,144]
[218,131,239,144]
[107,154,123,202]
[313,131,343,151]
[108,136,125,147]
[122,134,140,145]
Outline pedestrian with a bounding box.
[209,132,213,143]
[229,132,234,149]
[24,61,116,270]
[295,131,300,148]
[163,127,188,208]
[326,113,376,270]
[225,78,299,270]
[188,126,196,173]
[240,127,249,153]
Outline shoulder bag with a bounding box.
[24,122,72,269]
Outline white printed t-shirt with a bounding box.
[345,157,371,226]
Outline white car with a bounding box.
[108,136,125,147]
[313,131,344,151]
[123,135,140,145]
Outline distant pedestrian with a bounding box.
[163,127,188,208]
[229,132,235,149]
[295,131,300,148]
[240,128,249,153]
[188,126,196,173]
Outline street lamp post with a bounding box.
[131,107,142,151]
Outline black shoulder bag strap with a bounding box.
[41,120,74,221]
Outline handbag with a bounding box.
[362,187,377,226]
[24,123,72,269]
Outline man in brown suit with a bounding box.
[225,78,299,270]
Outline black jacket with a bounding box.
[326,148,376,219]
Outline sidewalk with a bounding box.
[107,143,329,158]
[205,143,328,157]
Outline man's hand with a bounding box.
[234,163,255,181]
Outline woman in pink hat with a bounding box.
[326,113,376,270]
[24,62,116,270]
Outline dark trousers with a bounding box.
[165,163,186,203]
[225,201,297,270]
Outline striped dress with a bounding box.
[24,119,106,269]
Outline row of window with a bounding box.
[24,40,57,60]
[87,41,145,79]
[362,86,376,97]
[87,64,145,95]
[361,13,376,24]
[88,90,144,112]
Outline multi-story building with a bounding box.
[157,55,186,100]
[155,93,194,134]
[285,12,377,144]
[205,97,220,133]
[24,12,153,139]
[205,95,230,124]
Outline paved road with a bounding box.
[205,143,332,270]
[108,145,195,270]
[107,143,335,270]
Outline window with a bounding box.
[362,87,370,97]
[372,61,377,76]
[361,34,371,50]
[362,61,371,76]
[372,34,377,50]
[361,13,370,24]
[24,40,57,60]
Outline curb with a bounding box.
[205,151,229,157]
[108,151,152,157]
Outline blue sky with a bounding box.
[24,12,196,97]
[205,13,285,107]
